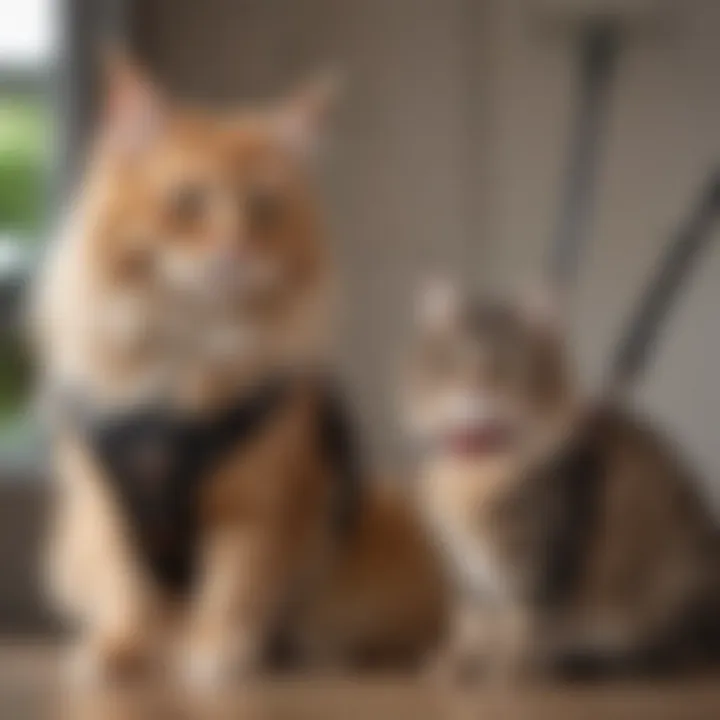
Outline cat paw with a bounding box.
[424,648,488,687]
[65,645,104,688]
[179,639,257,691]
[181,650,229,691]
[65,637,146,687]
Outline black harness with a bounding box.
[533,411,607,610]
[66,379,363,596]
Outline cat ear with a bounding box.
[101,48,166,154]
[416,275,462,331]
[273,71,341,158]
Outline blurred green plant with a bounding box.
[0,329,31,423]
[0,96,48,235]
[0,95,49,438]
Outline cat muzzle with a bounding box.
[439,421,517,456]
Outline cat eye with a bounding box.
[167,183,210,226]
[246,186,285,234]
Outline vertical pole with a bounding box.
[552,22,619,291]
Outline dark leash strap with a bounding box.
[317,385,364,539]
[608,171,720,392]
[550,21,720,391]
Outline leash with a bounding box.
[607,171,720,394]
[550,22,720,393]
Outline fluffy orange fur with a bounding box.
[37,56,444,686]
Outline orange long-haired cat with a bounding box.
[33,54,444,687]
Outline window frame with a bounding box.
[0,24,58,472]
[0,0,132,476]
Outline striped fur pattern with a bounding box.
[404,281,720,680]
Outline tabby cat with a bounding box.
[402,278,720,680]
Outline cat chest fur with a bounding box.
[421,458,521,605]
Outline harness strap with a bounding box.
[533,411,606,609]
[64,378,364,595]
[76,380,290,594]
[317,386,364,538]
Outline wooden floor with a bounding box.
[2,645,720,719]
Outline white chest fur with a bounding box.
[421,456,517,605]
[437,520,508,604]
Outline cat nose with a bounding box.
[206,254,239,290]
[211,232,247,261]
[207,238,260,282]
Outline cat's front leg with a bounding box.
[181,526,285,689]
[48,473,156,684]
[66,560,156,686]
[429,598,536,685]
